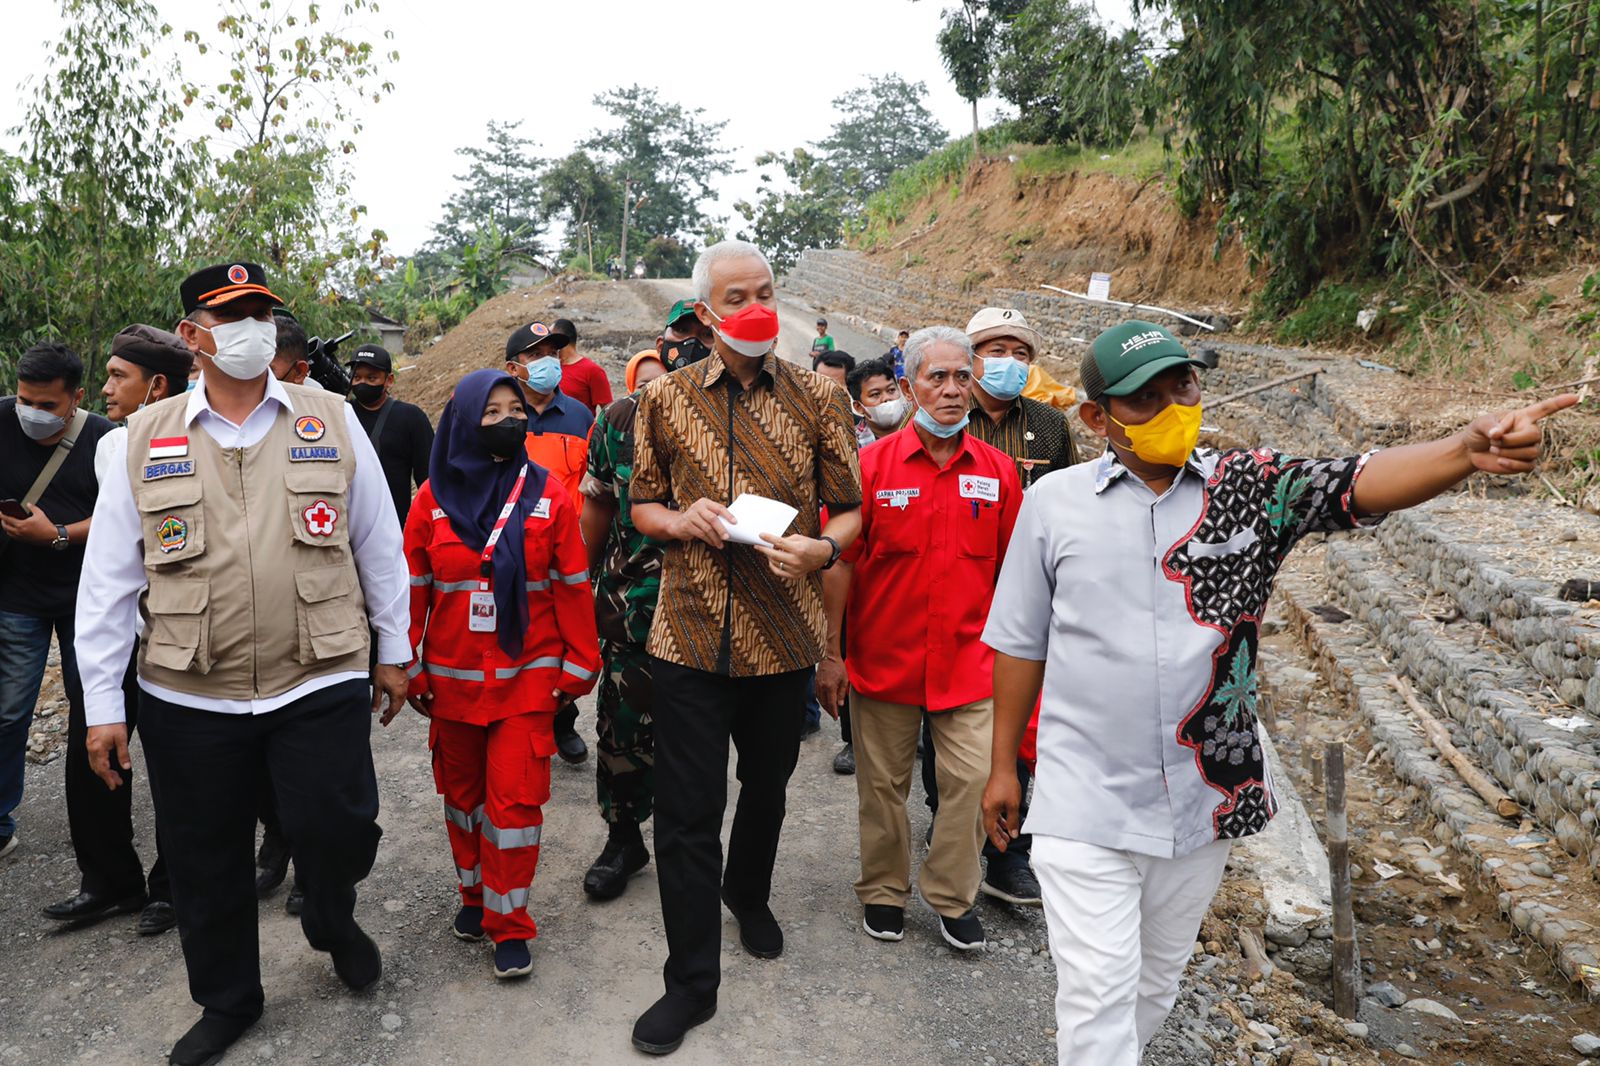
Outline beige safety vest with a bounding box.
[125,384,370,699]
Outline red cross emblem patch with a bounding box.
[303,499,339,537]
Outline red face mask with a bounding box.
[705,303,780,358]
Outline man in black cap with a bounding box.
[74,261,411,1066]
[36,326,192,937]
[347,344,433,525]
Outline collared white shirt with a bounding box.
[982,446,1379,858]
[76,373,411,726]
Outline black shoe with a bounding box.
[42,889,147,924]
[934,905,986,951]
[254,847,289,899]
[284,883,304,916]
[555,729,588,764]
[981,855,1043,907]
[0,833,16,860]
[168,1010,260,1066]
[583,824,650,901]
[330,928,382,993]
[138,900,178,936]
[800,718,821,739]
[632,992,717,1056]
[863,904,904,942]
[720,889,783,958]
[492,939,533,979]
[832,743,855,775]
[925,818,934,847]
[452,905,485,942]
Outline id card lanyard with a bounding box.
[468,464,528,633]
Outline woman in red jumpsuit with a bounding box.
[403,368,601,980]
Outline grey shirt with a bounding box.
[982,446,1380,858]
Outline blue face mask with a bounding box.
[976,356,1028,401]
[913,405,968,439]
[523,355,562,394]
[184,379,197,392]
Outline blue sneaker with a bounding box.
[493,939,533,979]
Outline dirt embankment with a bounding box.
[861,161,1255,315]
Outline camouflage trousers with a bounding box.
[596,639,654,825]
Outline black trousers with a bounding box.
[139,679,381,1022]
[922,715,1032,863]
[651,657,807,1000]
[65,653,169,900]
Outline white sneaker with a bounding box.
[0,833,17,860]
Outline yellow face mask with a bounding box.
[1109,402,1203,468]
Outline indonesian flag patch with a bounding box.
[148,436,189,460]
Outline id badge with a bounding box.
[468,591,497,632]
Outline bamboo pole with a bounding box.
[1390,675,1521,818]
[1038,283,1219,332]
[1325,741,1362,1018]
[1208,369,1324,410]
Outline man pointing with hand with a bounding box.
[626,240,862,1056]
[980,319,1578,1065]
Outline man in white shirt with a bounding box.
[75,262,411,1066]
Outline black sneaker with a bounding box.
[284,883,304,916]
[452,905,485,942]
[555,729,589,764]
[800,718,821,739]
[632,992,717,1056]
[492,939,533,979]
[832,743,855,775]
[933,905,986,951]
[981,856,1043,907]
[0,833,18,860]
[583,824,650,900]
[862,904,904,942]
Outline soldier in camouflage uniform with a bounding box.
[577,350,669,900]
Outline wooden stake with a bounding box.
[1390,675,1521,818]
[1325,740,1362,1018]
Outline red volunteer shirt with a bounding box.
[559,357,614,412]
[843,425,1021,710]
[403,477,601,725]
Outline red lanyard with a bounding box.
[478,464,529,591]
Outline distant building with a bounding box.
[367,310,406,356]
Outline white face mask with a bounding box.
[193,317,278,380]
[859,395,909,429]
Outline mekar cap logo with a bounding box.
[227,264,250,285]
[529,322,549,336]
[1118,330,1169,357]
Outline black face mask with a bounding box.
[666,336,710,370]
[477,416,528,460]
[350,381,386,406]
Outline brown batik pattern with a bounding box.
[631,350,862,676]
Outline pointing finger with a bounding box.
[1522,393,1580,422]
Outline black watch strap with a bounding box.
[820,534,843,570]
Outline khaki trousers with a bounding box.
[851,690,992,917]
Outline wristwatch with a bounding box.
[49,524,69,551]
[819,534,843,571]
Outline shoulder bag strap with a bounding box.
[23,407,89,506]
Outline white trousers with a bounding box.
[1032,834,1232,1066]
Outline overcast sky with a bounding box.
[0,0,1137,257]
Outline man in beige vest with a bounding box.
[74,262,412,1066]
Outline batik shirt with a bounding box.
[581,393,662,647]
[982,446,1381,857]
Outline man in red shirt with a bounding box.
[553,317,614,413]
[819,326,1021,952]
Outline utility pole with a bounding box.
[619,177,633,277]
[584,222,594,276]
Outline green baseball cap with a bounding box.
[663,299,698,331]
[1080,320,1208,400]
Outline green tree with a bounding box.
[735,149,851,274]
[932,0,1027,165]
[431,120,546,258]
[817,75,948,197]
[0,0,199,397]
[541,150,623,265]
[582,85,734,264]
[994,0,1148,147]
[180,0,398,336]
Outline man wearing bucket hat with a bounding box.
[981,319,1578,1064]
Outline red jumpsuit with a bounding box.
[404,477,600,943]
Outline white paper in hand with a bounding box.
[717,493,799,546]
